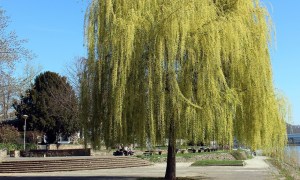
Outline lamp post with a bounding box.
[22,115,28,151]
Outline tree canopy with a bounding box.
[83,0,287,179]
[14,71,79,143]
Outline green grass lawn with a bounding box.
[191,159,244,166]
[136,150,248,166]
[136,150,234,163]
[138,150,230,157]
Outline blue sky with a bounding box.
[1,0,300,125]
[0,0,89,73]
[264,0,300,125]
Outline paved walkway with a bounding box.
[0,156,280,180]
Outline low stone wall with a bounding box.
[9,150,20,158]
[47,144,91,150]
[20,148,91,157]
[0,150,7,161]
[90,150,112,156]
[37,145,47,150]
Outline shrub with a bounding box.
[0,143,22,151]
[26,131,42,144]
[26,143,37,150]
[0,125,21,144]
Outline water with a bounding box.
[287,145,300,151]
[296,146,300,153]
[285,146,300,165]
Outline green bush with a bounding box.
[0,143,22,151]
[0,143,37,152]
[230,150,248,160]
[26,143,37,150]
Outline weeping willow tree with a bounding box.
[81,0,287,179]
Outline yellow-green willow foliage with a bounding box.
[269,91,291,158]
[82,0,287,155]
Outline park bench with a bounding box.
[187,148,197,153]
[143,150,163,156]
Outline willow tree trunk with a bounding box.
[165,116,176,179]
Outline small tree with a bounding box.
[0,124,20,144]
[26,131,43,144]
[64,56,87,98]
[0,8,34,120]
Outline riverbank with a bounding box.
[270,145,300,179]
[267,157,300,179]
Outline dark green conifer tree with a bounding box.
[14,71,79,143]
